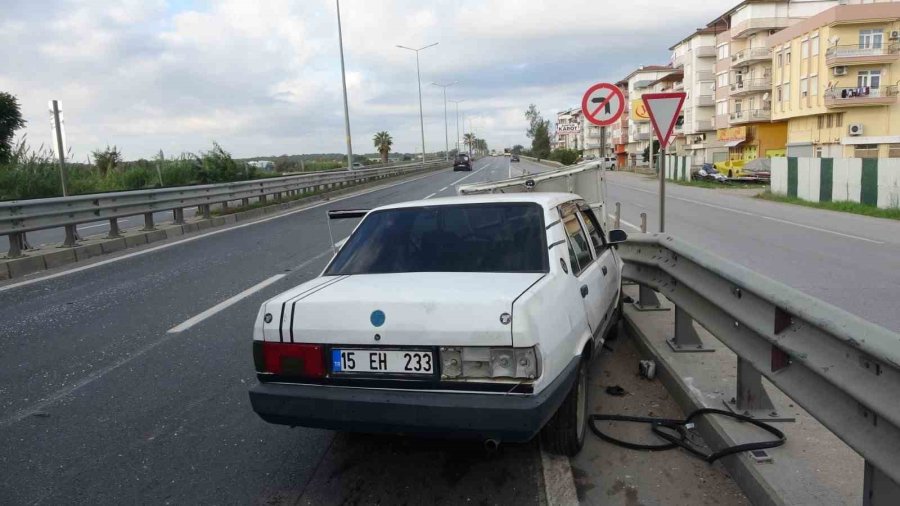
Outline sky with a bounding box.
[1,0,732,161]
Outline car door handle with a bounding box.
[602,266,608,276]
[580,285,589,298]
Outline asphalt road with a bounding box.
[604,172,900,332]
[0,156,549,505]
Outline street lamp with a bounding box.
[397,42,438,167]
[431,81,457,161]
[335,0,353,171]
[449,99,465,155]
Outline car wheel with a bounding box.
[540,358,588,456]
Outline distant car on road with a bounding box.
[349,162,364,170]
[249,193,627,456]
[510,154,520,162]
[601,157,616,170]
[453,154,472,171]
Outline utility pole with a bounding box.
[432,81,457,161]
[336,0,353,170]
[50,100,69,196]
[397,43,438,168]
[450,99,465,155]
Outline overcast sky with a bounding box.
[2,0,732,160]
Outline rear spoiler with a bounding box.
[326,209,369,254]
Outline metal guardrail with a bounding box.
[619,232,900,500]
[1,159,450,257]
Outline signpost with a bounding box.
[641,92,686,233]
[582,82,625,232]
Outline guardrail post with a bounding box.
[633,212,670,312]
[260,195,267,205]
[142,212,155,231]
[722,357,794,421]
[107,218,121,238]
[173,208,185,225]
[242,198,250,207]
[666,306,715,353]
[201,204,211,219]
[7,232,29,258]
[614,202,621,229]
[221,200,229,211]
[63,224,80,247]
[864,461,900,506]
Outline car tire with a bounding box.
[540,358,588,456]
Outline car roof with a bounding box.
[374,192,581,212]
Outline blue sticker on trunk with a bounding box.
[370,310,385,327]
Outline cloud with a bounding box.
[3,0,729,159]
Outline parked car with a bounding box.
[249,193,627,456]
[601,157,616,170]
[453,154,472,171]
[510,154,520,162]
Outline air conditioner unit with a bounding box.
[833,66,848,76]
[849,123,864,136]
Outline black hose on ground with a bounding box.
[588,408,786,464]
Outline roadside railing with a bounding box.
[619,231,900,501]
[2,159,449,258]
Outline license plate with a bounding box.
[331,349,434,375]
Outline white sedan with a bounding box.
[249,193,626,455]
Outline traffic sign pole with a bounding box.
[640,92,686,235]
[659,143,665,233]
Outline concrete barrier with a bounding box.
[771,156,900,208]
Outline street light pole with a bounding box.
[336,0,353,170]
[397,43,438,168]
[432,81,457,161]
[449,99,465,155]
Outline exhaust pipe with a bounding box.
[484,439,500,452]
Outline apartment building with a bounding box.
[612,83,630,168]
[769,2,900,158]
[669,27,721,166]
[618,65,674,166]
[555,108,583,151]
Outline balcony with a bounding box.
[635,132,651,141]
[730,78,772,96]
[731,47,773,67]
[585,127,605,138]
[695,119,714,131]
[730,18,789,39]
[696,70,715,82]
[695,45,716,58]
[729,108,771,124]
[697,95,715,107]
[824,86,898,108]
[673,53,686,68]
[825,44,900,67]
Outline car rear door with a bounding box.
[559,202,606,343]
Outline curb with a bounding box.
[539,443,579,506]
[1,165,449,281]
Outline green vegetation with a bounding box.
[756,190,900,220]
[525,104,551,159]
[373,131,393,163]
[0,92,27,164]
[549,148,579,166]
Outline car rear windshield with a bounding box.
[325,203,548,274]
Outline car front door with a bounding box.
[560,203,606,344]
[577,204,621,341]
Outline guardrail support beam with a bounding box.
[63,224,80,247]
[200,204,211,219]
[173,208,185,225]
[7,232,30,258]
[666,305,714,353]
[107,218,121,238]
[865,461,900,506]
[142,213,155,231]
[722,357,794,421]
[242,198,250,207]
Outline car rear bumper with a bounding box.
[249,357,579,442]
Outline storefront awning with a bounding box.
[724,140,744,147]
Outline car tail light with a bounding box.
[254,341,325,378]
[440,347,539,380]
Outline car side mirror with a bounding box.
[608,229,628,244]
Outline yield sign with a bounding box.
[581,82,625,127]
[641,92,686,149]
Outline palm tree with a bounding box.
[463,133,475,155]
[373,131,393,163]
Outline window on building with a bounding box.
[814,145,823,158]
[777,52,783,67]
[717,73,729,87]
[734,99,743,113]
[817,115,825,129]
[785,51,791,64]
[717,100,728,115]
[859,29,884,49]
[857,70,881,89]
[835,113,843,128]
[826,114,833,128]
[784,82,791,102]
[800,78,809,97]
[718,43,730,60]
[855,144,879,159]
[810,75,818,96]
[889,144,900,158]
[776,86,783,103]
[801,40,809,59]
[811,36,820,56]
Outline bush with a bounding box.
[549,148,580,166]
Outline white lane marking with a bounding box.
[0,169,449,293]
[608,181,884,245]
[167,274,286,333]
[449,163,490,186]
[439,186,448,191]
[424,192,437,199]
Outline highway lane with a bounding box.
[0,156,549,505]
[605,171,900,332]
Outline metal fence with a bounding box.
[619,232,900,501]
[2,159,449,257]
